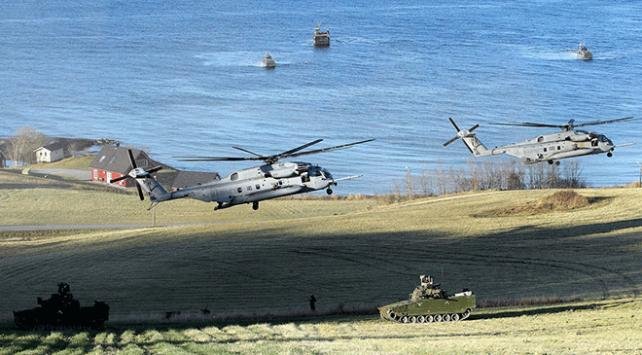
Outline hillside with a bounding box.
[0,171,640,325]
[1,298,640,353]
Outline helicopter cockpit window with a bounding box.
[599,135,609,142]
[231,172,239,181]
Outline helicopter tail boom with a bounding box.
[461,135,491,157]
[134,175,172,202]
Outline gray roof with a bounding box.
[90,146,167,174]
[35,141,65,153]
[171,170,220,189]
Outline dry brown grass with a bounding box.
[0,173,640,328]
[1,298,640,354]
[477,189,602,217]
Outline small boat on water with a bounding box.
[576,42,592,61]
[262,52,276,68]
[313,25,330,47]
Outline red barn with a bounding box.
[90,146,163,187]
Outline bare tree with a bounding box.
[7,127,47,166]
[404,169,414,198]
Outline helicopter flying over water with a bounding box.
[443,116,634,165]
[110,139,373,211]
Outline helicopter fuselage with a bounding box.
[493,130,614,164]
[142,161,337,210]
[445,117,629,165]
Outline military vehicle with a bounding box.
[13,283,109,329]
[379,275,476,323]
[444,116,634,165]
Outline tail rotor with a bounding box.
[443,117,480,148]
[109,149,163,201]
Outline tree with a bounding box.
[7,127,47,166]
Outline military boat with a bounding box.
[577,42,592,61]
[379,275,476,323]
[262,52,276,68]
[313,25,330,47]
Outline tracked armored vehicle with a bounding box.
[379,275,476,323]
[13,283,109,329]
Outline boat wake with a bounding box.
[196,51,271,67]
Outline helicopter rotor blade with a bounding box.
[110,175,129,184]
[232,146,264,158]
[468,124,480,132]
[177,139,371,163]
[146,166,163,174]
[491,122,563,128]
[277,139,324,157]
[443,136,459,147]
[135,181,144,201]
[176,156,262,162]
[448,117,461,131]
[285,139,375,158]
[573,116,635,127]
[127,149,137,169]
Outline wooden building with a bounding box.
[34,142,66,163]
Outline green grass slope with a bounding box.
[1,298,640,354]
[0,172,640,326]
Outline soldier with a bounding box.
[420,275,428,287]
[309,295,317,311]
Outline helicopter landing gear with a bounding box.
[607,152,613,157]
[326,188,333,195]
[547,160,560,166]
[555,161,560,166]
[252,201,259,210]
[214,202,223,211]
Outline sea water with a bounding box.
[2,0,642,194]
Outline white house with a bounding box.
[34,142,66,163]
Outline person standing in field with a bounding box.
[309,295,317,311]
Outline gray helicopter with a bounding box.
[443,116,633,165]
[110,139,373,211]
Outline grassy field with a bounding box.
[1,298,640,354]
[27,156,94,170]
[0,171,641,352]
